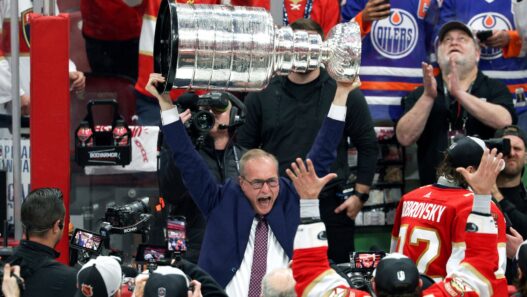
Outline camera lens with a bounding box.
[192,110,215,133]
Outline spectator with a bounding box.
[493,125,527,239]
[286,152,505,297]
[145,71,357,296]
[2,264,23,297]
[80,0,142,80]
[236,18,379,264]
[158,92,247,263]
[341,0,436,122]
[75,256,122,297]
[0,0,85,116]
[396,21,515,185]
[491,125,527,283]
[390,136,508,295]
[7,188,77,297]
[261,268,296,297]
[281,0,339,37]
[438,0,527,95]
[224,0,339,36]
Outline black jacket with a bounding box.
[176,259,228,297]
[237,68,378,188]
[159,137,246,263]
[499,184,527,239]
[9,240,77,297]
[498,183,527,284]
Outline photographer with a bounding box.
[6,188,77,297]
[158,92,247,263]
[491,125,527,283]
[287,152,505,297]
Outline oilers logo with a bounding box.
[468,13,512,60]
[371,9,418,59]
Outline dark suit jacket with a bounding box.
[161,116,344,287]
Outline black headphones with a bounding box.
[216,92,246,133]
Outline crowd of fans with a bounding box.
[1,0,527,296]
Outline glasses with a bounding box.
[241,176,279,190]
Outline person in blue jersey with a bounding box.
[438,0,527,96]
[341,0,438,122]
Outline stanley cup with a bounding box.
[154,1,361,92]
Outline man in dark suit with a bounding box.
[145,73,359,297]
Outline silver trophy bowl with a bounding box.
[154,2,361,92]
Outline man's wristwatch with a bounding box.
[351,189,369,203]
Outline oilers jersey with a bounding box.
[341,0,437,121]
[439,0,527,95]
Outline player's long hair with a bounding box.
[436,154,469,188]
[516,272,527,296]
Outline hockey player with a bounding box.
[287,148,506,297]
[390,136,508,296]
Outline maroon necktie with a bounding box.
[248,216,268,297]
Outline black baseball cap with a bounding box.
[143,266,189,297]
[446,136,486,168]
[494,125,527,148]
[438,21,475,42]
[373,253,420,294]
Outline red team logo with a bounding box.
[20,8,32,49]
[80,283,94,296]
[468,12,512,60]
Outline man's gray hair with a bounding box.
[261,268,297,297]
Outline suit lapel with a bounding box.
[237,186,255,259]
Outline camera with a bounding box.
[135,244,170,264]
[0,248,24,297]
[105,197,150,228]
[341,251,385,293]
[70,228,104,255]
[177,91,246,148]
[484,138,511,156]
[476,30,493,42]
[177,92,230,144]
[167,216,187,253]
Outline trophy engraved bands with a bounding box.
[154,1,361,92]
